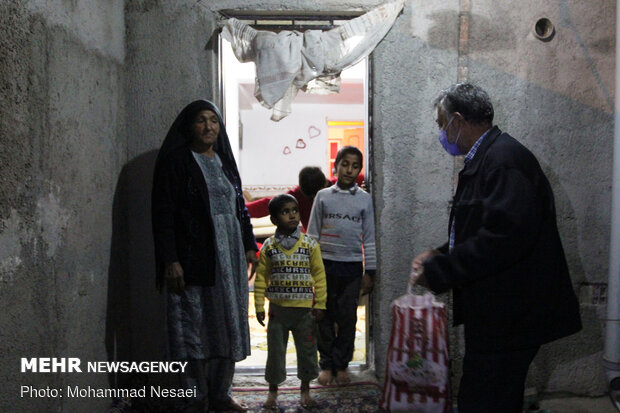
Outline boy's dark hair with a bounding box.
[298,166,326,198]
[335,146,363,168]
[268,194,299,219]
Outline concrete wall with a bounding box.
[372,0,463,392]
[374,0,614,397]
[0,0,125,411]
[0,0,614,410]
[125,0,614,398]
[465,0,614,395]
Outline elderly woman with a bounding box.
[152,100,258,412]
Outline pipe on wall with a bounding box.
[604,1,620,409]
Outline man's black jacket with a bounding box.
[424,126,582,353]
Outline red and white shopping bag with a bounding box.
[380,289,452,413]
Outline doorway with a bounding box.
[327,121,365,180]
[219,17,372,373]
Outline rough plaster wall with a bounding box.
[371,0,460,386]
[368,0,614,398]
[127,0,615,398]
[125,0,217,158]
[121,0,390,371]
[120,0,220,375]
[117,0,616,403]
[0,0,125,411]
[465,0,614,395]
[0,0,610,410]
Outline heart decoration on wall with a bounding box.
[283,146,292,155]
[296,139,307,149]
[308,126,321,139]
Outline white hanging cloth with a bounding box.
[221,1,405,121]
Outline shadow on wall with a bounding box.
[542,165,586,285]
[529,164,604,394]
[106,150,170,390]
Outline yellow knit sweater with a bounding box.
[254,233,327,313]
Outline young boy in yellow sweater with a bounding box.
[254,194,327,409]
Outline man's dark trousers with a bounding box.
[458,346,540,413]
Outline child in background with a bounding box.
[307,146,376,386]
[254,194,327,409]
[246,166,365,232]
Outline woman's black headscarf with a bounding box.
[154,99,242,188]
[154,99,246,214]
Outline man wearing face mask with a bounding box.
[410,83,581,413]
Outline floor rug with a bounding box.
[232,382,381,412]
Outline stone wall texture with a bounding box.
[0,0,614,410]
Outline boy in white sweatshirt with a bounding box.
[307,146,376,385]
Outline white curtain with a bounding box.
[221,1,405,121]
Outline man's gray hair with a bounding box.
[434,83,494,125]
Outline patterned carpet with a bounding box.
[241,292,368,369]
[232,382,382,412]
[106,378,381,412]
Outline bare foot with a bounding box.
[335,369,351,385]
[211,397,248,412]
[300,390,318,408]
[263,391,278,410]
[317,369,333,386]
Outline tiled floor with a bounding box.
[240,292,367,368]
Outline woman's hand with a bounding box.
[360,273,374,295]
[246,250,258,280]
[165,261,185,294]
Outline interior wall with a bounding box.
[120,0,219,381]
[0,0,125,411]
[466,0,614,394]
[179,0,614,396]
[239,102,365,188]
[372,0,613,396]
[371,0,462,390]
[0,0,615,410]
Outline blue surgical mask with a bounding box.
[437,117,462,156]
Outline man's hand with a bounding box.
[246,250,258,280]
[311,308,325,322]
[410,250,439,288]
[256,311,265,326]
[165,261,185,294]
[412,271,431,289]
[360,273,374,295]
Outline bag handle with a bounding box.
[407,281,435,307]
[408,269,429,295]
